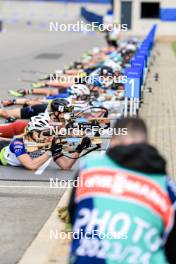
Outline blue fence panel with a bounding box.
[124,25,157,100]
[160,8,176,21]
[81,7,103,24]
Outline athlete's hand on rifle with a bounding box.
[50,138,63,161]
[75,137,91,153]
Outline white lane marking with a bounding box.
[0,185,54,189]
[35,157,52,175]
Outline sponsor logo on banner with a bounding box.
[76,168,173,229]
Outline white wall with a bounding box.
[161,0,176,8]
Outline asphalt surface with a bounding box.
[0,2,106,263]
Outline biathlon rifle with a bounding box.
[24,135,107,159]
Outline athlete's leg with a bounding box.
[8,98,27,106]
[2,98,43,107]
[31,88,58,96]
[25,99,43,106]
[47,81,73,88]
[13,120,28,134]
[16,88,59,96]
[1,99,16,107]
[20,104,47,119]
[0,108,21,119]
[0,123,14,138]
[65,70,82,75]
[0,120,27,138]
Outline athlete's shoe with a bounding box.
[1,99,15,107]
[39,74,50,81]
[32,82,47,88]
[17,89,30,96]
[9,90,24,97]
[6,117,17,123]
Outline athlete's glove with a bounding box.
[75,137,91,153]
[51,139,63,161]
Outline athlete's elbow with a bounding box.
[24,162,38,170]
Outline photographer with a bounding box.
[68,117,176,264]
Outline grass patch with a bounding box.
[172,42,176,55]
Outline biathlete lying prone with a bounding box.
[0,98,108,138]
[0,114,91,170]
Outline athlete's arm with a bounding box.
[17,152,50,170]
[11,138,50,170]
[51,142,80,170]
[54,153,79,170]
[52,137,91,170]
